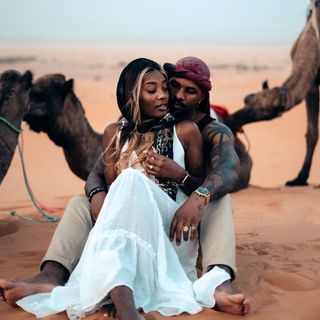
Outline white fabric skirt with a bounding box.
[18,168,204,319]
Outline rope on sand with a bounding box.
[10,142,60,222]
[0,114,62,222]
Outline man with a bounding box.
[0,57,250,315]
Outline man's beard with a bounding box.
[169,98,194,119]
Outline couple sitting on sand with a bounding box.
[0,56,251,319]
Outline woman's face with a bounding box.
[140,70,169,120]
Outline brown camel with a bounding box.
[24,74,252,191]
[24,74,103,180]
[224,0,320,186]
[0,70,33,185]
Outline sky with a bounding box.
[0,0,309,45]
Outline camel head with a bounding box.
[242,81,289,120]
[24,74,75,134]
[0,70,33,120]
[223,81,292,132]
[308,0,320,33]
[308,1,320,18]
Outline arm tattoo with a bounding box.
[201,122,240,200]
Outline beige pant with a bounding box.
[42,194,236,277]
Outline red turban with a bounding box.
[174,56,212,92]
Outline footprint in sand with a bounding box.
[263,272,320,291]
[237,241,273,256]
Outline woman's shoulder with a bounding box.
[175,120,201,148]
[176,120,200,135]
[103,121,123,135]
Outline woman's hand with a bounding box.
[144,149,186,182]
[169,193,207,245]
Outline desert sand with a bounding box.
[0,44,319,320]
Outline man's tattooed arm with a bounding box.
[201,121,240,200]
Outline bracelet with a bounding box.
[87,187,108,203]
[180,173,190,185]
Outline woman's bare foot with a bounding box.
[214,280,251,315]
[0,261,69,307]
[110,286,144,320]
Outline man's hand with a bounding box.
[144,149,186,182]
[90,191,107,221]
[169,192,207,246]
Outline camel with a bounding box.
[224,0,320,186]
[24,74,103,180]
[0,70,33,185]
[24,74,252,192]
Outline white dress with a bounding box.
[17,127,230,319]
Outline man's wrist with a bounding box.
[193,187,211,205]
[87,186,108,203]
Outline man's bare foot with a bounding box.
[0,278,55,307]
[116,308,144,320]
[0,261,69,307]
[214,280,251,315]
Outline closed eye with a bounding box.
[186,88,197,94]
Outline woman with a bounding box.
[17,58,228,320]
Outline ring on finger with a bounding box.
[190,225,197,232]
[183,226,189,232]
[149,165,153,170]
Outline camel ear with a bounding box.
[262,80,269,90]
[20,70,33,90]
[62,79,74,94]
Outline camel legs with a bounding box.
[286,82,319,186]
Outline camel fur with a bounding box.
[0,70,33,185]
[224,0,320,186]
[24,74,102,180]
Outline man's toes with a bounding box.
[0,279,15,291]
[242,298,251,314]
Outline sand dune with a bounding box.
[0,44,319,319]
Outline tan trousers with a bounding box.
[42,194,236,277]
[200,194,236,277]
